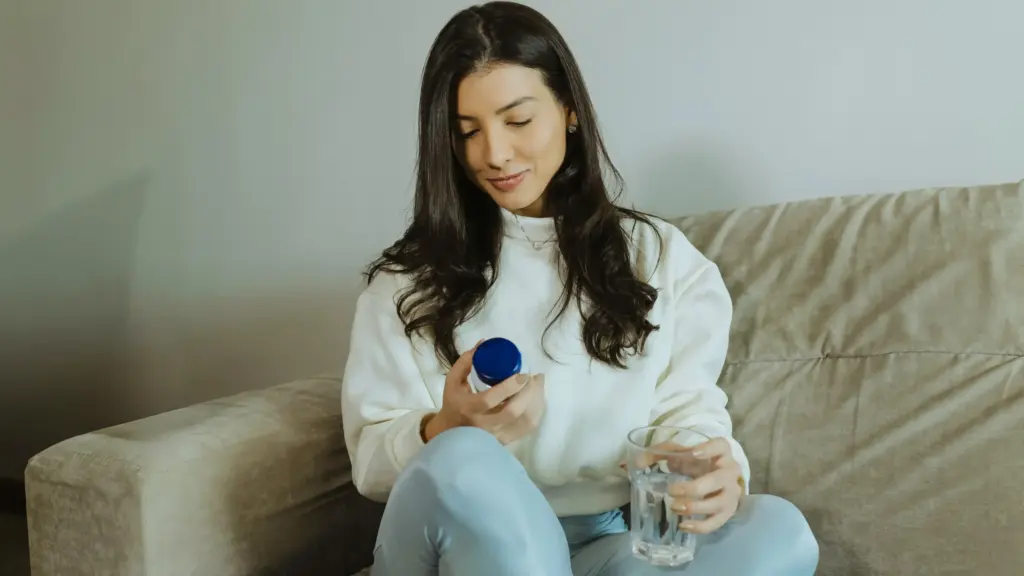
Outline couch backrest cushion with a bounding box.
[673,181,1024,576]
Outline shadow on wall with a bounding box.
[167,287,357,408]
[0,174,148,479]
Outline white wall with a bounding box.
[2,0,1023,477]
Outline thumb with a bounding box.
[449,340,481,382]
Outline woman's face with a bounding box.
[455,63,575,218]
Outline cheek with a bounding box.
[461,140,486,174]
[521,126,565,170]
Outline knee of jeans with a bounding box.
[406,426,511,490]
[753,495,819,569]
[398,427,520,515]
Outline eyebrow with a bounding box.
[456,96,536,121]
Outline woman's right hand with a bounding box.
[424,344,546,445]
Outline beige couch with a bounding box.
[25,181,1024,575]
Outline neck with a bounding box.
[513,195,546,218]
[501,206,556,247]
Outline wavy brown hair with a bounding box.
[367,1,660,369]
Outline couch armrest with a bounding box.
[24,376,383,576]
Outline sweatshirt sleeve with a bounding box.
[649,230,751,492]
[340,274,438,502]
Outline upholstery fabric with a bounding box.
[25,377,383,575]
[673,180,1024,575]
[24,180,1024,575]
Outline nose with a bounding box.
[483,128,513,170]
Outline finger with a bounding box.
[680,510,732,535]
[690,437,733,459]
[634,444,704,473]
[500,379,546,442]
[497,375,538,420]
[475,373,529,411]
[634,441,690,468]
[448,341,482,384]
[524,374,546,413]
[476,374,544,430]
[669,467,738,500]
[672,491,731,516]
[522,375,547,427]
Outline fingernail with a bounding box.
[516,374,529,385]
[680,522,696,532]
[692,449,706,458]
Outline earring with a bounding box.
[568,124,578,133]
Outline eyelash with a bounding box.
[459,119,532,140]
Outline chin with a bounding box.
[487,189,545,215]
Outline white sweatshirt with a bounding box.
[341,209,750,516]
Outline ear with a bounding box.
[567,109,578,130]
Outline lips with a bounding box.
[486,171,528,192]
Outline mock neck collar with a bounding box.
[500,208,557,247]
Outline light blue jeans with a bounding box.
[371,427,819,575]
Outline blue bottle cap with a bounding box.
[472,337,522,386]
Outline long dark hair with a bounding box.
[367,1,660,369]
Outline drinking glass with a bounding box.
[626,425,714,567]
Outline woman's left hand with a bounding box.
[667,437,744,534]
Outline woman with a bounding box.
[341,2,818,575]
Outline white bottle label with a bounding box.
[468,362,529,393]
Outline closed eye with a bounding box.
[459,119,530,139]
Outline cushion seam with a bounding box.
[726,349,1024,365]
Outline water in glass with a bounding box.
[630,464,696,566]
[626,426,711,567]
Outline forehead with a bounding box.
[456,63,552,115]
